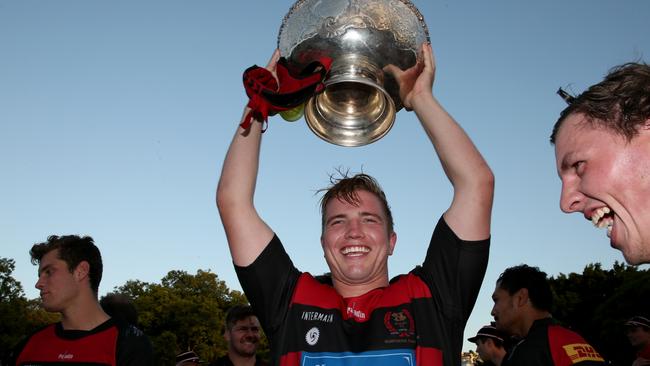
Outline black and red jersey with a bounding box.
[13,318,153,366]
[502,318,605,366]
[235,217,489,366]
[632,343,650,365]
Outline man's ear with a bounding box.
[74,261,90,282]
[514,288,529,308]
[388,232,397,256]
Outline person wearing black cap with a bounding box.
[625,316,650,366]
[176,350,203,366]
[491,265,606,366]
[468,324,508,366]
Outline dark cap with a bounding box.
[625,316,650,328]
[176,351,202,365]
[468,325,506,343]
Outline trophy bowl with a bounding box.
[278,0,430,147]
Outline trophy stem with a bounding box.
[304,54,396,147]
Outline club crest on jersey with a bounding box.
[305,327,320,346]
[384,309,415,337]
[562,343,604,363]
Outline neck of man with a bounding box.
[332,274,389,298]
[60,292,110,331]
[637,339,650,352]
[519,309,552,338]
[228,352,257,366]
[493,348,507,366]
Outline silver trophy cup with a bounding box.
[278,0,430,146]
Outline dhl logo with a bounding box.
[563,343,605,363]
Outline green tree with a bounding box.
[114,269,262,365]
[1,257,24,302]
[0,257,27,362]
[0,257,59,364]
[549,262,650,366]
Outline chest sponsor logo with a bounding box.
[346,306,366,320]
[306,327,320,346]
[301,349,415,366]
[302,311,334,323]
[562,343,605,363]
[58,351,74,360]
[383,309,415,338]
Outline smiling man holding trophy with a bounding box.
[216,1,494,365]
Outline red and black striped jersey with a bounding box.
[236,217,489,366]
[13,317,152,366]
[503,318,605,366]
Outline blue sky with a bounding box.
[2,0,649,353]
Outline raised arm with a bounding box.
[216,50,280,266]
[386,43,494,240]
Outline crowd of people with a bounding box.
[8,33,650,366]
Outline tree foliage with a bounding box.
[113,269,265,364]
[2,256,646,366]
[549,262,650,366]
[0,258,59,364]
[0,258,267,365]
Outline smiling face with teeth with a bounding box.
[225,315,262,358]
[321,189,397,296]
[554,112,650,264]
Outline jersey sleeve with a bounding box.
[418,216,490,323]
[547,325,606,366]
[234,234,301,337]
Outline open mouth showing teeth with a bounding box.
[591,206,614,237]
[341,246,370,256]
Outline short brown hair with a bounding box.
[550,62,650,143]
[30,235,103,295]
[318,171,394,234]
[225,304,257,331]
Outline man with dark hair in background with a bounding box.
[100,293,139,326]
[211,305,268,366]
[491,264,605,366]
[551,62,650,265]
[11,235,152,365]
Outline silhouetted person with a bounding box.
[100,292,139,326]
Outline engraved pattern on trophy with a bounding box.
[278,0,430,146]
